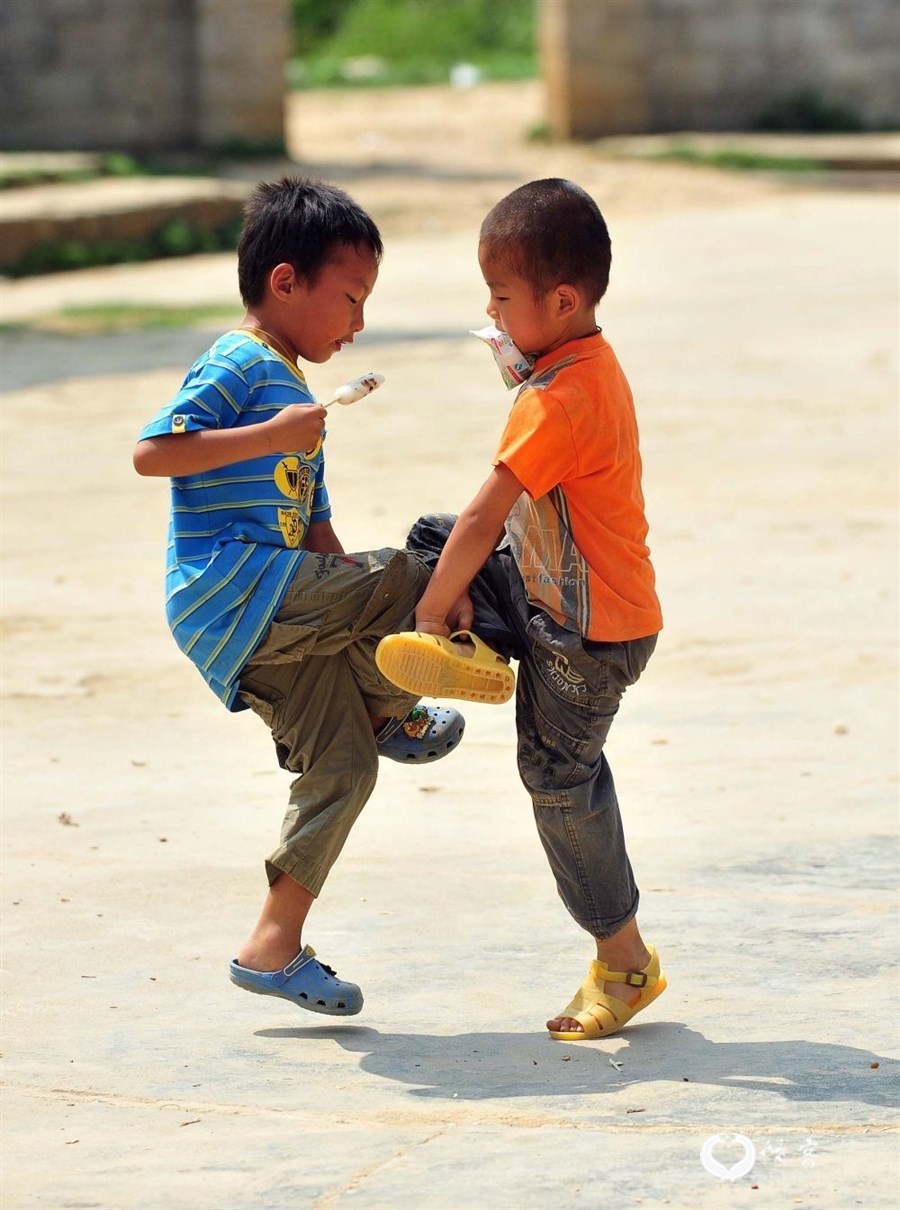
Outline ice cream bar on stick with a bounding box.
[323,372,384,408]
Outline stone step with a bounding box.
[0,175,249,273]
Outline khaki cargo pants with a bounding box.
[237,548,429,895]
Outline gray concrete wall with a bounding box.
[541,0,900,138]
[0,0,289,152]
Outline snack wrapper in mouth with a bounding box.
[470,325,536,389]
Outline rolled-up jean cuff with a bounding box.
[581,892,640,941]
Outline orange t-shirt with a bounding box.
[494,332,662,642]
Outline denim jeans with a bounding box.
[407,514,658,939]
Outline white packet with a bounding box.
[470,324,536,389]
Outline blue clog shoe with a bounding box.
[376,703,465,763]
[229,945,363,1015]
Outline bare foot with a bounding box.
[235,874,314,972]
[546,977,643,1034]
[235,934,303,973]
[547,921,651,1035]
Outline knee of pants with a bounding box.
[405,513,458,560]
[517,730,619,811]
[286,751,378,810]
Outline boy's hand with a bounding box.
[446,591,474,633]
[414,611,451,637]
[414,594,471,634]
[263,404,326,454]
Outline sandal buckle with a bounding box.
[625,971,649,987]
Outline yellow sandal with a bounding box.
[375,629,515,705]
[548,946,667,1041]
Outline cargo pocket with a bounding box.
[237,687,281,730]
[249,621,319,666]
[351,550,426,636]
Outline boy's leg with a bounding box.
[405,513,522,659]
[408,515,662,1034]
[515,631,640,934]
[237,646,385,971]
[234,547,433,974]
[513,623,661,1033]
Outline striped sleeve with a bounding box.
[139,352,250,440]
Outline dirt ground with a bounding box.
[278,79,783,231]
[1,82,898,1209]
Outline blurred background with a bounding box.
[2,6,898,1207]
[0,0,897,277]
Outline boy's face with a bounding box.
[285,243,379,364]
[478,247,557,358]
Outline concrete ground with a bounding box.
[1,84,898,1209]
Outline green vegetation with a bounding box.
[289,0,536,88]
[650,146,824,174]
[5,214,244,279]
[0,152,144,190]
[755,90,864,133]
[2,302,240,336]
[1,145,286,191]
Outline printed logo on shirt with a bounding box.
[278,508,303,548]
[275,457,311,504]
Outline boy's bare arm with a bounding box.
[302,520,345,554]
[132,404,327,477]
[415,463,523,634]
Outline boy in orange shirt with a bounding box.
[377,178,666,1040]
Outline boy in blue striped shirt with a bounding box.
[134,178,464,1017]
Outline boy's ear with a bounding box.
[554,283,581,316]
[269,262,299,301]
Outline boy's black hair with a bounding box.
[237,176,383,305]
[479,178,611,306]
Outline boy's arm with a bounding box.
[133,403,327,477]
[302,520,345,555]
[415,463,523,635]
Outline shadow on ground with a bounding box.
[256,1023,896,1107]
[0,327,468,390]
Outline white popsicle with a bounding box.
[323,372,385,408]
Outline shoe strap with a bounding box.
[593,960,657,989]
[375,716,406,744]
[281,945,316,980]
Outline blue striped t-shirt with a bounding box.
[138,330,331,710]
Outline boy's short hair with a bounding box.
[237,176,383,305]
[479,178,611,306]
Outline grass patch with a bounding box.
[756,90,864,133]
[4,303,241,336]
[0,145,282,191]
[4,214,243,279]
[0,152,145,190]
[289,50,536,88]
[650,146,824,174]
[289,0,536,88]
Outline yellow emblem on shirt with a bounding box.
[275,457,311,504]
[278,508,302,548]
